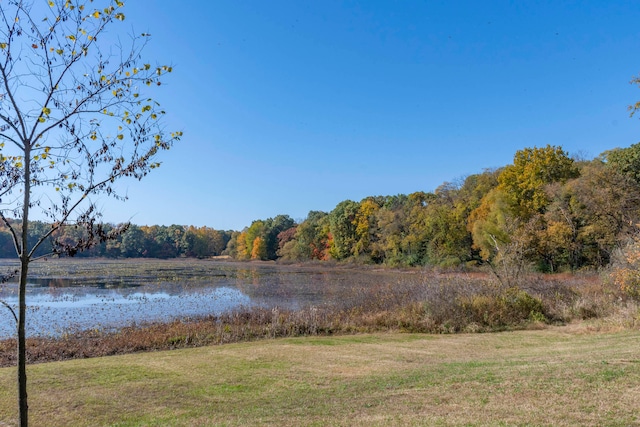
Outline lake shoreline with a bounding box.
[1,258,635,367]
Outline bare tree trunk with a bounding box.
[18,259,28,427]
[18,143,32,427]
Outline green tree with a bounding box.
[262,214,295,260]
[601,142,640,185]
[120,225,147,257]
[0,1,181,424]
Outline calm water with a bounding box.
[0,259,412,338]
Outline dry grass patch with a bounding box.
[0,327,639,426]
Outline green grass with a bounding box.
[1,327,639,426]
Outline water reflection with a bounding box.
[0,260,413,339]
[28,277,143,289]
[0,286,252,338]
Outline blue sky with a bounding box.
[101,1,640,230]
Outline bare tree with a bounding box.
[0,1,181,425]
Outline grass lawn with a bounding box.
[0,326,639,426]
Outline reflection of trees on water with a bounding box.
[232,267,409,308]
[0,259,425,338]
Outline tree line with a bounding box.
[0,223,232,259]
[3,142,640,273]
[228,143,640,274]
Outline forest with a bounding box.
[2,143,640,278]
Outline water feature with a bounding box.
[0,259,411,338]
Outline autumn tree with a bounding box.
[328,200,359,260]
[0,1,181,425]
[498,145,578,219]
[369,195,409,265]
[278,211,331,261]
[421,182,477,267]
[183,226,230,258]
[400,191,436,266]
[275,225,297,256]
[353,197,381,260]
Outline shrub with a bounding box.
[608,235,640,299]
[458,286,546,328]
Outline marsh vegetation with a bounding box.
[1,258,637,367]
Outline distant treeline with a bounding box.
[0,224,233,259]
[3,143,640,272]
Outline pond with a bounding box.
[0,258,419,338]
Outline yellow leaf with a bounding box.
[117,134,124,140]
[38,117,45,123]
[0,43,7,49]
[92,11,100,18]
[68,34,76,41]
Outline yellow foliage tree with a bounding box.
[251,236,267,260]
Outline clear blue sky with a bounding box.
[102,1,640,231]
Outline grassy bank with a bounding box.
[1,327,639,426]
